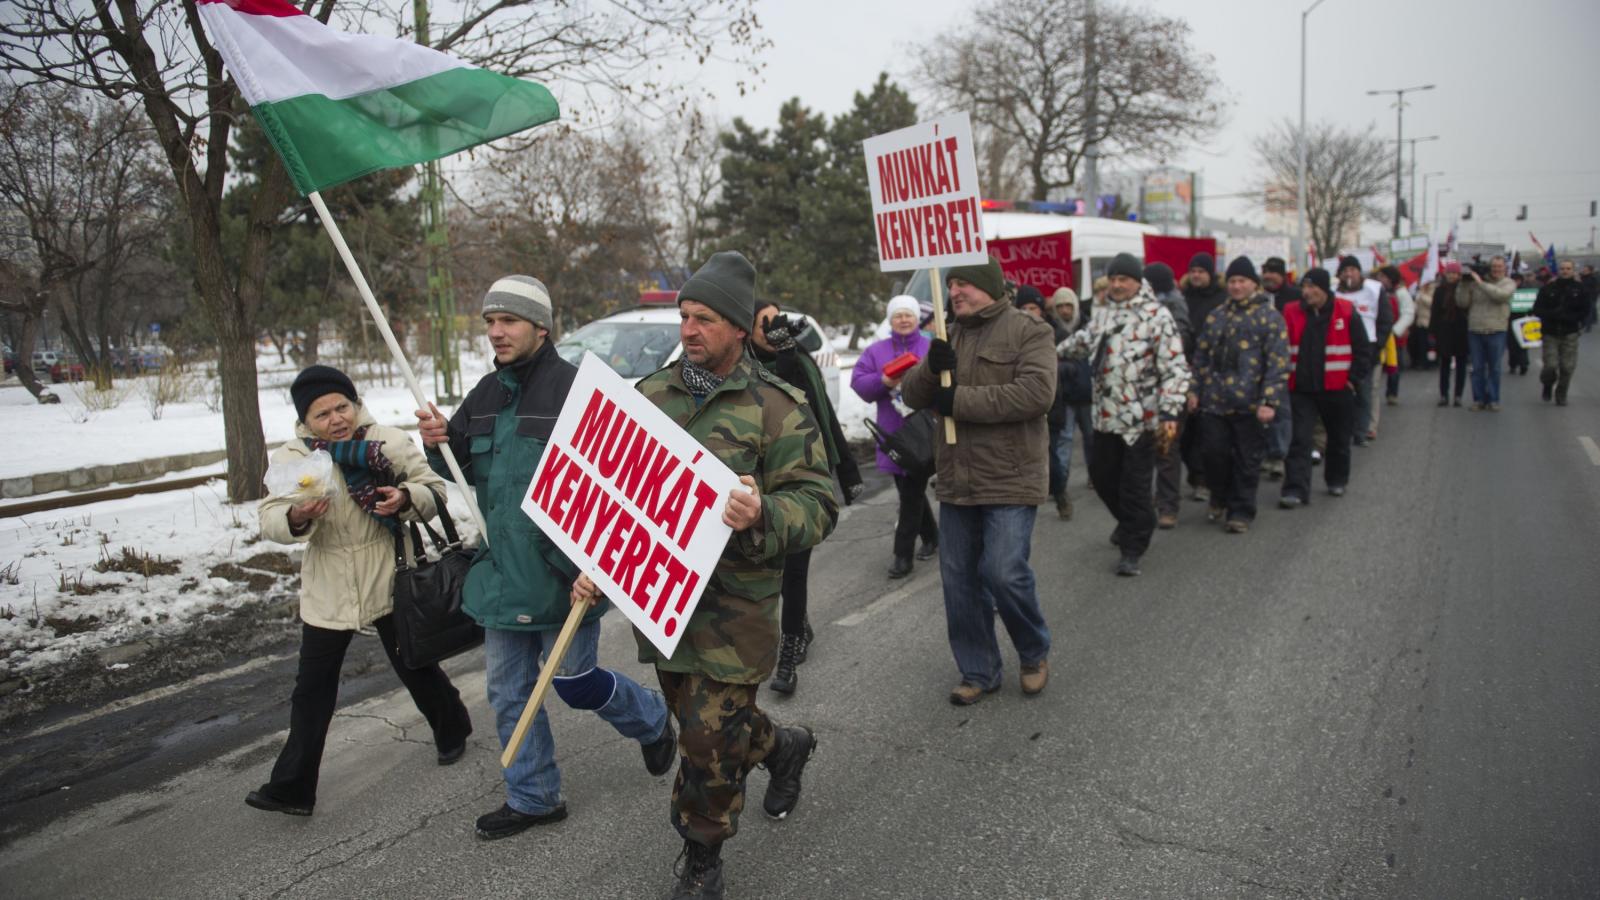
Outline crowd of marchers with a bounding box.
[239,245,1593,900]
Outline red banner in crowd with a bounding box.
[989,230,1073,292]
[1142,235,1217,281]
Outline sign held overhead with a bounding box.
[864,113,988,272]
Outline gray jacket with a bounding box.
[1455,275,1516,334]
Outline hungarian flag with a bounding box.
[198,0,559,195]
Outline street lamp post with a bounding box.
[1419,170,1445,232]
[1433,187,1453,239]
[1298,0,1329,272]
[1368,84,1436,238]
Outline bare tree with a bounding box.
[1254,120,1391,261]
[913,0,1225,202]
[0,0,765,502]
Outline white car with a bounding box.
[555,293,840,408]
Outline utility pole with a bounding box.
[1418,170,1444,232]
[1387,136,1438,233]
[1298,0,1329,272]
[416,0,461,403]
[1368,84,1435,238]
[1082,0,1100,212]
[1433,187,1453,236]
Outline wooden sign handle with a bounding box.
[500,598,589,769]
[929,269,957,444]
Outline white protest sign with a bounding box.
[863,112,987,272]
[521,352,741,658]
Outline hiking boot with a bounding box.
[915,539,938,560]
[1156,512,1178,529]
[1020,661,1049,695]
[761,725,817,819]
[798,617,814,664]
[1115,554,1141,577]
[1054,493,1073,519]
[642,718,677,777]
[949,681,1001,705]
[769,634,802,695]
[670,840,724,900]
[474,802,568,840]
[887,555,913,579]
[1225,520,1249,534]
[245,789,312,817]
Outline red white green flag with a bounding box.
[197,0,559,195]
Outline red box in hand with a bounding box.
[882,352,920,379]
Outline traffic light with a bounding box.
[1516,205,1527,221]
[1461,204,1472,220]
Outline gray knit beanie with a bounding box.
[482,275,554,331]
[679,251,756,332]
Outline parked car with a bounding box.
[49,355,86,383]
[554,291,840,407]
[31,350,60,373]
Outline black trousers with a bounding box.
[1090,430,1156,556]
[1438,349,1468,399]
[1283,389,1355,501]
[1198,412,1268,523]
[779,548,812,637]
[262,613,471,807]
[891,472,939,559]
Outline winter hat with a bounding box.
[1187,252,1216,276]
[1337,255,1363,274]
[1302,268,1332,294]
[1225,256,1260,284]
[1143,262,1176,294]
[291,365,358,422]
[886,294,921,321]
[482,275,554,331]
[1050,286,1079,309]
[1107,252,1143,281]
[945,257,1005,301]
[1441,259,1462,274]
[1014,285,1046,314]
[679,251,757,332]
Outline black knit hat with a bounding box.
[291,365,357,422]
[1225,256,1260,284]
[1302,268,1332,294]
[1107,252,1143,281]
[1338,255,1363,274]
[1262,257,1287,275]
[1143,262,1176,294]
[679,251,757,333]
[945,257,1006,301]
[1188,252,1216,276]
[1014,284,1046,313]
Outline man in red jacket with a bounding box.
[1279,269,1374,507]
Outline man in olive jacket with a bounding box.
[902,257,1056,707]
[572,250,837,900]
[1455,255,1517,410]
[417,275,673,842]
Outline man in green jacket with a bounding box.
[571,251,837,900]
[1455,255,1517,410]
[416,275,674,841]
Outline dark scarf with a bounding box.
[303,425,399,533]
[680,359,726,401]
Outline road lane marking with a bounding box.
[20,651,297,741]
[834,572,936,627]
[1581,436,1600,467]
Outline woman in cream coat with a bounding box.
[248,366,472,817]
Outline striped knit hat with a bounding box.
[482,275,553,331]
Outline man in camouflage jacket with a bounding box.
[1188,257,1291,532]
[573,250,836,900]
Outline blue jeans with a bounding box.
[1266,400,1292,459]
[484,620,668,815]
[938,504,1051,688]
[1469,331,1506,404]
[1058,403,1093,485]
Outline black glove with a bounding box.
[935,384,957,417]
[761,313,799,351]
[927,338,956,375]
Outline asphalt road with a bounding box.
[2,340,1597,899]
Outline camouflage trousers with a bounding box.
[657,669,777,846]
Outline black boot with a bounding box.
[670,840,724,899]
[761,725,817,819]
[887,555,913,579]
[769,634,801,694]
[796,617,813,664]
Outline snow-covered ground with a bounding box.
[2,339,873,677]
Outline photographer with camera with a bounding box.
[1454,255,1517,411]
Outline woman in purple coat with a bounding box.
[851,295,939,578]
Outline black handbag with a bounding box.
[391,487,483,669]
[864,408,938,479]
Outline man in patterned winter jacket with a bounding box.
[1188,257,1291,534]
[1060,252,1191,576]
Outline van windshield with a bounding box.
[555,321,679,378]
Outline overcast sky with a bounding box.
[678,0,1600,254]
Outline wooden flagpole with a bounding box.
[307,191,488,541]
[499,598,588,768]
[928,268,957,444]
